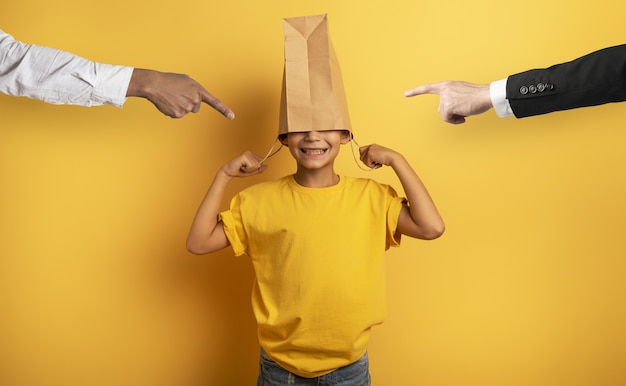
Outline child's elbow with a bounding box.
[186,244,204,255]
[421,221,445,240]
[186,239,210,255]
[186,237,227,255]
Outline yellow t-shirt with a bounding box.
[220,175,405,378]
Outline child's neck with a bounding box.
[293,167,339,188]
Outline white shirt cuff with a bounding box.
[490,78,514,118]
[90,64,134,108]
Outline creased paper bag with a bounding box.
[278,14,352,136]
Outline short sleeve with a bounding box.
[385,186,406,250]
[219,193,248,256]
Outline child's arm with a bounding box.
[186,151,267,255]
[359,144,445,240]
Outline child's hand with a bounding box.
[222,151,268,178]
[358,144,399,169]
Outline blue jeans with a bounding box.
[256,348,371,386]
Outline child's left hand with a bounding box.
[358,144,398,169]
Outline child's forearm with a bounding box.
[186,151,267,254]
[186,169,233,254]
[390,155,445,239]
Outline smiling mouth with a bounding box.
[301,148,327,155]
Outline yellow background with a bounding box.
[1,0,625,385]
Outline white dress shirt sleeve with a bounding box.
[0,29,133,108]
[490,78,514,118]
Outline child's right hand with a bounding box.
[221,151,268,178]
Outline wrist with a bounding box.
[387,152,405,169]
[126,68,157,99]
[218,167,236,179]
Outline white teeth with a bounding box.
[303,149,326,154]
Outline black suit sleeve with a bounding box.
[506,44,626,118]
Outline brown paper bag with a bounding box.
[278,14,352,136]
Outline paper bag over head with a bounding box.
[278,14,352,137]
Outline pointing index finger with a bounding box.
[404,82,443,97]
[200,88,235,120]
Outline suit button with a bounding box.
[529,84,537,93]
[520,86,529,95]
[537,83,546,92]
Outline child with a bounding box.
[186,129,445,385]
[187,13,444,386]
